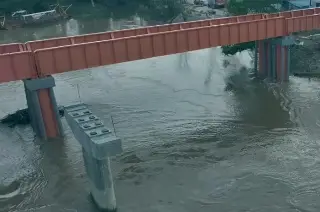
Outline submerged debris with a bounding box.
[1,107,64,128]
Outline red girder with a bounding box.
[0,8,320,82]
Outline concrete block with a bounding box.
[23,76,62,139]
[64,103,122,160]
[83,149,116,211]
[24,75,56,91]
[64,103,122,211]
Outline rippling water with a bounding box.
[1,17,320,212]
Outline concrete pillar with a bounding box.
[254,41,258,76]
[83,149,116,210]
[256,36,295,82]
[23,76,63,139]
[257,40,268,78]
[64,103,122,211]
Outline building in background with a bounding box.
[282,0,311,10]
[194,0,226,8]
[210,0,226,8]
[311,0,320,7]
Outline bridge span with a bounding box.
[1,8,320,83]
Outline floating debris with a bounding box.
[1,107,64,128]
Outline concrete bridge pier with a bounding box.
[64,104,122,211]
[23,76,63,140]
[256,36,295,82]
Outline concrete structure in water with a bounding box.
[255,36,296,82]
[23,76,63,139]
[64,104,122,211]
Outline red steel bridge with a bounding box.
[0,8,319,139]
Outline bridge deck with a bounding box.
[34,17,286,76]
[0,51,36,83]
[1,8,320,82]
[0,43,24,54]
[22,7,320,52]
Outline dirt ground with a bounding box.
[172,0,227,23]
[292,30,320,73]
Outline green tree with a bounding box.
[222,0,282,55]
[138,0,184,22]
[227,0,281,15]
[0,0,67,13]
[0,0,184,22]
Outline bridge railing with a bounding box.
[1,8,320,83]
[24,8,320,52]
[10,7,320,53]
[0,43,25,54]
[0,51,37,83]
[0,13,268,83]
[287,13,320,33]
[2,7,320,54]
[265,7,320,19]
[25,14,266,51]
[33,17,286,76]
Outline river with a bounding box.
[1,15,320,212]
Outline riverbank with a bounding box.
[291,30,320,74]
[70,1,227,23]
[173,1,227,22]
[69,2,147,20]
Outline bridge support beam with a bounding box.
[23,76,63,140]
[256,36,295,82]
[64,104,122,211]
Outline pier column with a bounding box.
[64,104,122,211]
[256,36,295,82]
[23,76,63,139]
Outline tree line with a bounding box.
[0,0,182,14]
[0,0,145,13]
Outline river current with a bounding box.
[1,16,320,212]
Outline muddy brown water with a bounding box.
[1,17,320,212]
